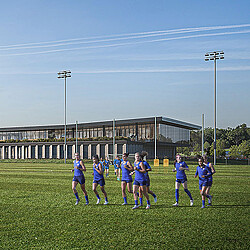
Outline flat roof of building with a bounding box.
[0,116,201,132]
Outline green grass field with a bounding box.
[0,162,249,249]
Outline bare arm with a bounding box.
[80,161,86,172]
[125,161,134,171]
[95,163,103,175]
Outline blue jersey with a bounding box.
[206,162,213,182]
[121,160,132,182]
[175,161,189,179]
[114,159,121,167]
[134,161,146,182]
[104,160,110,167]
[93,163,104,181]
[74,160,84,177]
[100,161,105,171]
[195,165,212,184]
[143,161,151,181]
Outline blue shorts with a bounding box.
[207,180,213,187]
[72,175,85,185]
[122,179,133,183]
[199,180,208,190]
[133,180,146,186]
[114,165,120,170]
[105,166,109,169]
[146,179,150,187]
[176,177,187,183]
[93,178,105,187]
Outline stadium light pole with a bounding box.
[202,114,204,157]
[205,51,224,165]
[113,119,115,161]
[57,70,71,164]
[76,121,78,153]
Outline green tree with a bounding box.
[203,141,211,155]
[210,139,226,157]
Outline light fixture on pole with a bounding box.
[205,51,224,165]
[57,70,71,164]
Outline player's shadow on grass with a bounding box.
[209,204,250,208]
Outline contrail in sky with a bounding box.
[1,29,249,56]
[0,24,250,51]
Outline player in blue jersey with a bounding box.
[121,153,134,205]
[71,153,89,205]
[114,156,121,181]
[141,151,157,204]
[203,155,216,205]
[172,154,193,207]
[100,157,105,172]
[132,152,151,209]
[195,157,213,208]
[92,154,108,205]
[104,156,110,177]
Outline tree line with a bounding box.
[177,124,250,159]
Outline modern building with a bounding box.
[0,116,201,160]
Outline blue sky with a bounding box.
[0,0,249,128]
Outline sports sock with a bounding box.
[139,197,143,205]
[151,193,157,198]
[202,200,205,206]
[184,189,193,200]
[147,200,150,205]
[123,197,127,203]
[175,189,179,202]
[105,197,108,202]
[135,200,138,205]
[137,192,139,196]
[96,194,100,200]
[85,195,89,203]
[74,192,79,200]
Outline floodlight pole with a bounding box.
[113,119,115,161]
[76,121,78,153]
[202,114,204,157]
[57,70,71,164]
[205,51,224,166]
[155,116,157,159]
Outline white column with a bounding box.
[96,144,100,157]
[35,145,38,159]
[57,145,61,159]
[80,144,84,159]
[114,143,118,156]
[22,146,25,159]
[1,146,5,159]
[105,144,109,158]
[122,144,127,154]
[88,144,92,159]
[15,146,18,159]
[28,145,32,159]
[8,146,12,159]
[49,145,53,159]
[42,145,46,159]
[72,145,76,158]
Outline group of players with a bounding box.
[71,151,215,209]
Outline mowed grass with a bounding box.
[0,162,249,249]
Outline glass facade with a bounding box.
[158,124,190,144]
[0,122,190,144]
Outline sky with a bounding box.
[0,0,249,129]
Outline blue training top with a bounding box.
[104,159,110,167]
[100,161,105,172]
[114,159,121,167]
[74,160,84,177]
[134,161,146,182]
[175,161,189,179]
[121,160,132,181]
[195,165,212,184]
[93,163,104,181]
[143,161,151,181]
[206,162,213,182]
